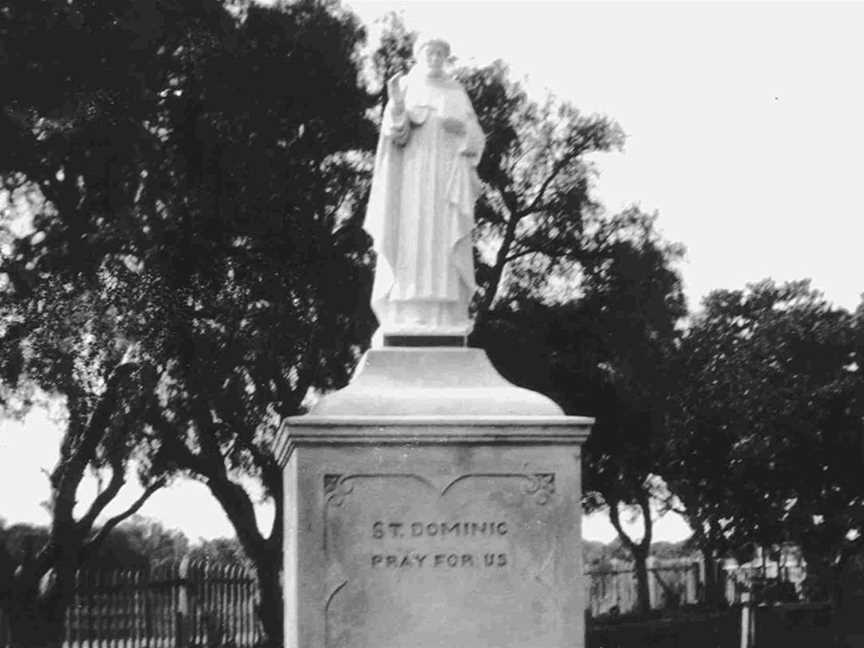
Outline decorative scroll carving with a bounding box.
[522,473,555,505]
[324,474,354,506]
[439,472,556,505]
[325,472,556,510]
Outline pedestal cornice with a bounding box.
[277,348,594,467]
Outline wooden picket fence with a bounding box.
[0,556,778,646]
[0,559,264,648]
[586,559,703,617]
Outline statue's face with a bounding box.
[424,42,448,76]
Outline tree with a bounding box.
[125,4,376,641]
[665,280,864,604]
[458,64,625,318]
[456,64,686,617]
[368,11,415,104]
[0,1,377,644]
[0,273,166,646]
[477,208,686,614]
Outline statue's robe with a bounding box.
[364,69,485,336]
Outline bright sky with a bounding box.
[2,1,862,546]
[350,0,864,313]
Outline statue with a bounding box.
[364,35,485,342]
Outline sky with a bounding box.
[2,1,863,546]
[348,0,864,313]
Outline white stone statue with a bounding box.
[364,35,485,341]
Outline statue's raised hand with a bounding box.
[387,73,406,114]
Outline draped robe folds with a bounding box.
[364,69,485,337]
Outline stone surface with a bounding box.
[278,348,593,648]
[307,347,565,418]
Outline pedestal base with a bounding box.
[277,348,593,648]
[371,298,473,346]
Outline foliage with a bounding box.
[456,63,626,316]
[0,524,51,566]
[0,192,166,646]
[475,207,686,613]
[368,11,415,103]
[1,516,249,570]
[103,516,191,566]
[188,536,250,567]
[0,0,377,644]
[450,56,685,615]
[664,280,864,602]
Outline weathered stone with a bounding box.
[278,348,592,648]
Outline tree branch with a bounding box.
[146,411,211,476]
[607,499,639,554]
[206,470,267,560]
[147,409,270,561]
[82,476,167,560]
[504,247,543,265]
[191,403,230,467]
[76,456,125,537]
[521,148,581,218]
[637,490,653,552]
[51,362,137,529]
[238,435,281,496]
[478,183,522,315]
[215,412,282,546]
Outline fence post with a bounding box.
[740,591,755,648]
[686,561,699,605]
[647,556,659,609]
[176,556,190,648]
[142,564,152,648]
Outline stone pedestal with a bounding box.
[277,348,593,648]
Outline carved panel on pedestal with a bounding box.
[320,471,564,648]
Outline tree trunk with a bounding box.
[607,496,654,616]
[5,587,67,648]
[251,545,284,648]
[7,607,65,648]
[700,545,721,606]
[2,542,82,648]
[632,544,651,616]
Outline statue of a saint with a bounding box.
[364,35,485,342]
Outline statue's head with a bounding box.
[414,35,451,78]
